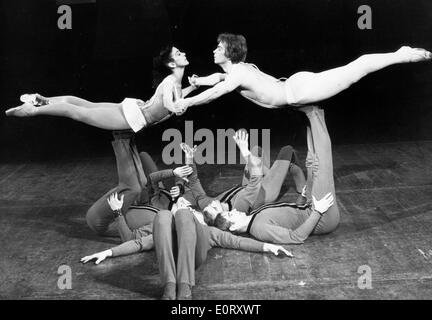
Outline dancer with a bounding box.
[86,130,192,237]
[153,206,292,300]
[5,46,197,132]
[82,132,192,263]
[212,106,340,244]
[175,33,431,111]
[180,130,308,223]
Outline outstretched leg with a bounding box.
[286,46,431,105]
[301,106,340,234]
[47,95,120,108]
[6,102,130,130]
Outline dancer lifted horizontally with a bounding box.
[175,33,431,112]
[6,46,198,132]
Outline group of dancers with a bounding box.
[6,33,431,299]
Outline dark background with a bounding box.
[1,0,432,162]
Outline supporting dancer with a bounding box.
[86,130,192,237]
[175,33,431,111]
[180,130,308,223]
[82,132,192,263]
[212,106,340,244]
[5,46,197,132]
[153,206,292,300]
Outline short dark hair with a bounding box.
[217,33,247,63]
[202,209,215,226]
[214,213,232,231]
[152,45,174,88]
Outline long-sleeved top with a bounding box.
[184,162,263,214]
[111,168,180,257]
[206,225,264,252]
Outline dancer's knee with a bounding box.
[276,145,294,161]
[313,205,340,235]
[86,206,109,236]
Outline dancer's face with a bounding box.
[220,209,246,231]
[171,47,189,68]
[213,42,230,65]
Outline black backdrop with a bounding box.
[1,0,432,162]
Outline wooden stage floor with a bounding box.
[1,141,432,300]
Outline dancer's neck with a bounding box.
[171,67,185,84]
[219,61,234,74]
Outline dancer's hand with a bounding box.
[180,143,197,159]
[233,129,250,159]
[107,192,124,211]
[80,250,113,265]
[173,99,189,115]
[173,165,193,182]
[188,74,200,89]
[170,186,181,199]
[263,243,293,257]
[312,192,334,215]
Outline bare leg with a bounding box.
[287,46,431,105]
[6,102,131,130]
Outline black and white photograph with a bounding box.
[1,0,432,307]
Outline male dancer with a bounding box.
[180,130,308,223]
[175,33,431,112]
[81,131,192,264]
[212,106,340,244]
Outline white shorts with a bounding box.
[121,98,147,133]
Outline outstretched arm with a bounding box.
[176,69,242,110]
[189,73,226,87]
[209,226,293,257]
[80,234,154,264]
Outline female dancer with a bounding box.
[5,46,197,132]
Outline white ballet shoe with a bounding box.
[20,93,50,106]
[5,103,37,117]
[397,46,432,63]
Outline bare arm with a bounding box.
[182,85,197,98]
[179,69,242,109]
[192,73,226,86]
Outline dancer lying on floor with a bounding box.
[179,130,309,224]
[211,106,340,244]
[81,131,192,263]
[6,46,197,132]
[174,33,431,112]
[82,191,293,300]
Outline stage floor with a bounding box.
[1,141,432,300]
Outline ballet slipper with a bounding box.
[5,103,37,117]
[396,46,432,63]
